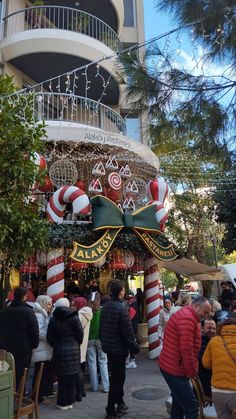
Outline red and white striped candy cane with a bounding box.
[47,248,64,303]
[147,177,169,203]
[144,256,163,359]
[46,185,90,301]
[149,200,168,232]
[47,185,90,224]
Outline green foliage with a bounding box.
[213,170,236,253]
[219,250,236,264]
[161,268,178,290]
[0,75,48,265]
[48,223,172,254]
[157,0,236,64]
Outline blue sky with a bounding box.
[144,1,173,40]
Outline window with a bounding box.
[124,114,141,141]
[123,0,136,27]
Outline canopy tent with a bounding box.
[159,257,224,281]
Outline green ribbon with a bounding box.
[70,195,177,263]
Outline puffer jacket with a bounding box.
[159,305,201,378]
[47,306,83,375]
[100,298,139,356]
[78,306,93,363]
[32,303,52,363]
[202,324,236,390]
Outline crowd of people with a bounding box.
[0,280,139,419]
[0,279,236,419]
[158,281,236,419]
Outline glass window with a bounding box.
[124,115,141,141]
[124,0,136,27]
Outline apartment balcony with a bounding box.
[35,92,127,136]
[2,6,122,96]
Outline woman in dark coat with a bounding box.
[47,304,83,411]
[0,287,39,390]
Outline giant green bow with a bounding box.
[70,195,176,263]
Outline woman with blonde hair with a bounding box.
[170,291,192,316]
[32,295,53,403]
[203,317,236,418]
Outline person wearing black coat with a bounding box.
[100,280,140,419]
[47,305,83,411]
[0,287,39,390]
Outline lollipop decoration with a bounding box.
[108,172,122,190]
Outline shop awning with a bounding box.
[159,257,224,281]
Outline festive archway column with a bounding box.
[144,256,163,359]
[46,185,90,302]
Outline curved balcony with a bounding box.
[34,92,126,135]
[3,6,122,53]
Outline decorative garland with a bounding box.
[47,223,174,255]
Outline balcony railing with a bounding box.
[34,92,127,135]
[3,6,122,52]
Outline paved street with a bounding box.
[39,349,170,419]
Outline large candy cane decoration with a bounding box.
[47,248,64,302]
[144,256,163,359]
[147,177,169,231]
[47,185,90,223]
[46,185,90,301]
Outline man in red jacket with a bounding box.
[159,296,211,419]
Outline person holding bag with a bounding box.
[203,317,236,418]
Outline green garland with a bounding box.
[47,223,173,255]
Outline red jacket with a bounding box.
[159,305,201,378]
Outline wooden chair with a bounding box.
[14,362,44,419]
[191,377,217,419]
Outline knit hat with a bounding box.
[73,296,87,310]
[54,297,70,308]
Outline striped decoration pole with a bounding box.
[144,256,163,359]
[46,248,64,302]
[46,185,90,302]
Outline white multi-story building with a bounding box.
[0,1,159,200]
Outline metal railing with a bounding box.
[3,6,122,52]
[34,92,127,135]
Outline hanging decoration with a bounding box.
[19,256,41,274]
[109,248,127,270]
[36,175,54,193]
[106,189,121,203]
[92,161,106,176]
[36,250,47,267]
[99,268,112,294]
[33,153,47,171]
[124,250,135,269]
[144,256,163,359]
[88,178,103,193]
[75,179,86,191]
[105,156,119,171]
[67,260,88,271]
[119,164,131,178]
[70,195,177,264]
[123,197,136,212]
[93,254,106,268]
[49,159,78,188]
[46,185,90,224]
[108,172,122,190]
